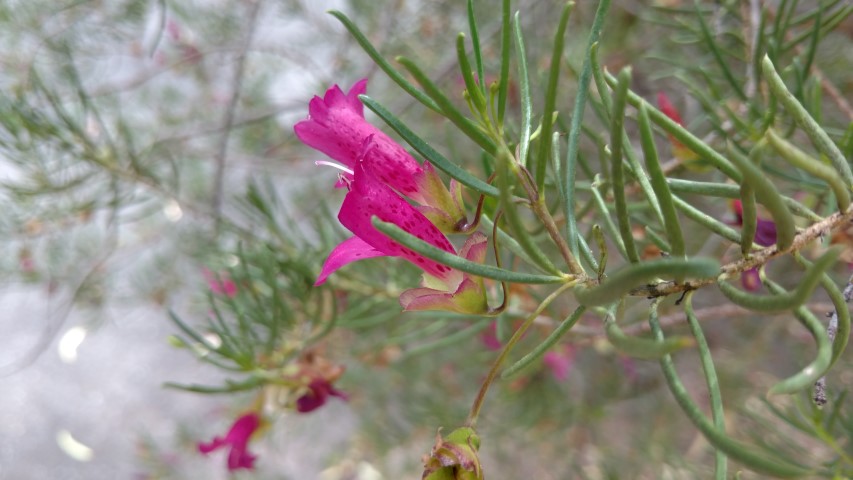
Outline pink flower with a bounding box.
[543,345,576,381]
[731,200,777,291]
[657,92,703,169]
[316,159,488,314]
[295,379,348,413]
[202,268,237,297]
[731,200,777,247]
[198,412,261,471]
[294,80,466,232]
[480,322,502,351]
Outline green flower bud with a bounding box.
[422,427,483,480]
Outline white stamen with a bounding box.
[315,160,354,175]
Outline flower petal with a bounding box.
[198,412,261,472]
[295,80,430,200]
[315,236,387,286]
[399,277,487,314]
[339,162,459,283]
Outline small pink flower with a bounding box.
[731,200,777,291]
[731,200,778,247]
[203,268,237,298]
[657,92,701,165]
[543,345,576,381]
[295,379,349,413]
[295,80,424,198]
[480,322,502,351]
[316,160,487,314]
[295,81,466,232]
[198,412,261,471]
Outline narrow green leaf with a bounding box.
[762,55,853,189]
[512,12,533,168]
[795,256,851,370]
[610,68,641,264]
[590,178,628,260]
[372,218,566,284]
[717,249,840,312]
[605,310,693,359]
[765,128,850,211]
[672,195,743,244]
[534,2,574,191]
[328,10,440,113]
[638,103,685,258]
[360,95,498,197]
[666,179,821,222]
[497,0,511,125]
[502,305,586,379]
[650,302,811,478]
[397,57,498,156]
[574,257,720,306]
[683,294,727,479]
[604,71,741,180]
[763,277,832,395]
[456,33,487,114]
[466,0,486,98]
[693,0,746,101]
[563,0,613,260]
[738,181,758,255]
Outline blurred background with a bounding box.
[0,0,851,478]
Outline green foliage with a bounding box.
[2,0,853,478]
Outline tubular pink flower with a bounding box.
[295,379,348,413]
[316,161,488,314]
[317,160,460,285]
[295,81,467,231]
[398,232,489,314]
[543,345,576,381]
[294,79,425,200]
[202,268,237,298]
[198,412,261,471]
[731,200,777,291]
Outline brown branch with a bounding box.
[212,0,264,230]
[629,203,853,298]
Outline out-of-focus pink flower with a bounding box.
[295,379,349,413]
[657,92,704,169]
[198,412,261,471]
[203,268,237,297]
[480,322,502,351]
[731,200,778,247]
[731,200,777,291]
[315,159,488,314]
[294,81,466,232]
[619,355,638,384]
[543,344,576,382]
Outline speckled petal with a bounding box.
[338,162,458,282]
[315,236,387,286]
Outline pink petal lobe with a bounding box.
[399,277,487,314]
[339,163,458,282]
[315,236,387,286]
[459,232,488,263]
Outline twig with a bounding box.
[814,274,853,405]
[212,0,264,230]
[629,202,853,298]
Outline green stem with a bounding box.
[683,293,727,479]
[563,0,613,260]
[649,300,810,478]
[466,282,576,427]
[610,68,641,264]
[762,55,853,189]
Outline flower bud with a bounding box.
[422,427,483,480]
